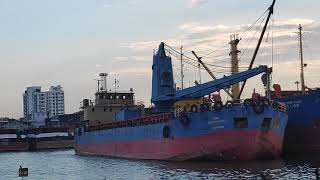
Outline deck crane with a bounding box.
[151,42,272,112]
[186,0,276,102]
[191,51,234,100]
[237,0,276,99]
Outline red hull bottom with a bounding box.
[0,141,29,152]
[76,130,283,161]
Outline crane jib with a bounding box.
[153,66,272,103]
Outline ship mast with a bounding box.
[198,62,202,84]
[298,24,306,94]
[229,34,241,100]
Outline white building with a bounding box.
[46,85,65,117]
[23,85,65,121]
[23,86,41,118]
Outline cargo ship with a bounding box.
[271,25,320,155]
[74,42,288,161]
[272,89,320,155]
[0,129,29,152]
[26,127,74,151]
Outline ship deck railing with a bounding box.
[25,127,71,134]
[84,99,286,132]
[86,113,172,132]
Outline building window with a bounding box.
[104,108,106,112]
[109,108,112,112]
[92,108,95,112]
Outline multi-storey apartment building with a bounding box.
[23,85,65,119]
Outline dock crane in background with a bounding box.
[191,51,234,100]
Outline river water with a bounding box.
[0,149,319,180]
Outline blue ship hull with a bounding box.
[75,106,287,161]
[274,90,320,154]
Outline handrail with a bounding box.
[87,113,172,132]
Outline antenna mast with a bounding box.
[298,24,306,94]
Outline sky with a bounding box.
[0,0,320,118]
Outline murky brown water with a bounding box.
[0,149,319,179]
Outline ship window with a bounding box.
[234,117,248,129]
[116,95,119,99]
[109,108,112,112]
[122,96,126,100]
[110,95,113,99]
[104,108,106,112]
[92,108,95,112]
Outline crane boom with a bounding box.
[192,51,234,99]
[238,0,276,99]
[153,65,272,102]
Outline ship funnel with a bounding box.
[151,42,176,112]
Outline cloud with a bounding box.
[187,0,209,8]
[119,40,159,50]
[110,67,151,76]
[274,18,315,27]
[119,18,320,92]
[122,18,319,61]
[112,56,149,62]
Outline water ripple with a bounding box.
[0,150,320,180]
